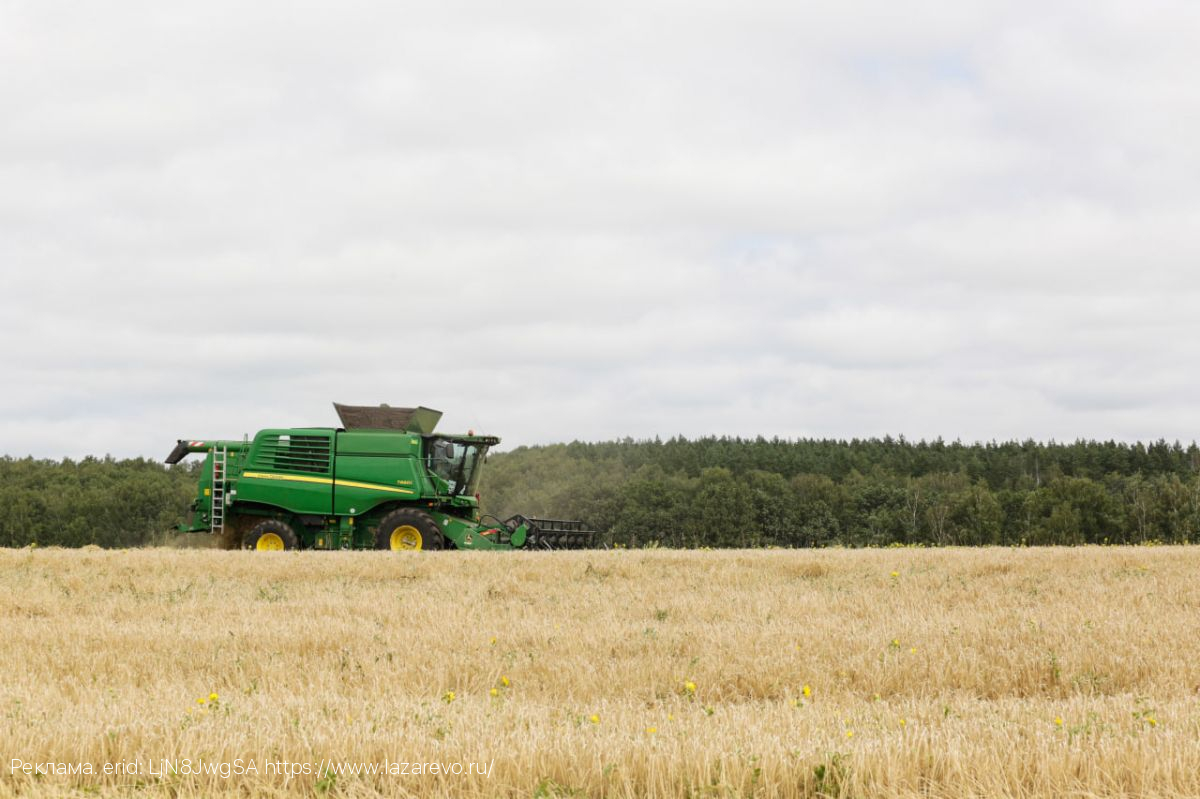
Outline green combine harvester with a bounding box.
[167,404,595,551]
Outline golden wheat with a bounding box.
[1,546,1198,798]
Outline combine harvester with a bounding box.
[167,404,596,551]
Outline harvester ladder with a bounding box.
[211,447,227,535]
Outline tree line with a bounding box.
[3,436,1200,548]
[0,456,199,548]
[481,436,1200,547]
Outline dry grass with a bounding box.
[2,546,1200,798]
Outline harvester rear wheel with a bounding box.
[376,509,443,552]
[244,519,299,551]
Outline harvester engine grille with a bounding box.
[260,433,331,475]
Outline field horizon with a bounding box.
[3,545,1198,798]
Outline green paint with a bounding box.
[173,422,514,550]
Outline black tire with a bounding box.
[375,508,443,551]
[243,519,299,551]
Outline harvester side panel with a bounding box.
[331,431,428,515]
[332,455,425,515]
[235,429,335,516]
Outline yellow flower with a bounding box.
[891,639,900,648]
[667,714,674,721]
[845,730,854,738]
[890,571,899,578]
[489,688,499,698]
[196,698,205,705]
[910,647,917,654]
[209,693,219,702]
[442,691,456,704]
[899,718,907,727]
[684,681,697,694]
[500,675,510,687]
[1147,717,1158,727]
[802,684,812,698]
[589,714,600,724]
[646,726,657,734]
[1055,717,1063,727]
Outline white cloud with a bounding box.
[3,0,1200,458]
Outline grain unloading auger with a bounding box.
[167,404,598,552]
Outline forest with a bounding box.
[482,436,1200,547]
[3,436,1200,548]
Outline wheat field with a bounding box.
[1,545,1198,798]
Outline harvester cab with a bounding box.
[166,404,596,552]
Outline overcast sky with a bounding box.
[3,1,1200,459]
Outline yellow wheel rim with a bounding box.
[256,532,285,551]
[390,525,422,551]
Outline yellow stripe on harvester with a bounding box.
[242,471,333,485]
[334,479,415,495]
[240,472,416,495]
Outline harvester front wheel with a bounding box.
[376,509,443,552]
[244,519,299,552]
